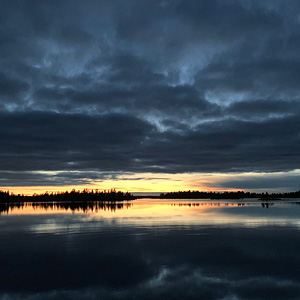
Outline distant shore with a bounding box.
[1,189,300,203]
[0,189,136,203]
[159,190,300,200]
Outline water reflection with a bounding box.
[0,201,133,215]
[1,199,300,228]
[171,201,276,209]
[0,199,299,300]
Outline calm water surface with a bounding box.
[0,199,299,300]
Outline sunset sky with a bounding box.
[1,0,300,195]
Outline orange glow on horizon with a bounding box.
[3,169,298,196]
[0,184,239,196]
[0,172,242,196]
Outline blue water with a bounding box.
[0,199,299,300]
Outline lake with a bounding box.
[0,198,299,300]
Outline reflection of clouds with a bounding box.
[2,269,298,300]
[2,200,300,231]
[142,267,300,300]
[233,277,300,300]
[1,202,300,299]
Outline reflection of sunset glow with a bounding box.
[0,172,243,196]
[0,201,133,215]
[2,199,299,228]
[0,199,254,215]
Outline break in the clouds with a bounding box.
[1,0,300,190]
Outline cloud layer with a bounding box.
[1,0,300,188]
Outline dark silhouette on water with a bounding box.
[261,202,275,209]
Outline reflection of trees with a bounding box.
[0,201,133,215]
[169,202,250,208]
[261,202,274,209]
[169,202,294,209]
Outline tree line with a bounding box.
[159,190,300,199]
[0,188,135,203]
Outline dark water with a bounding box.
[0,199,300,300]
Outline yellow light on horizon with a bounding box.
[1,170,299,196]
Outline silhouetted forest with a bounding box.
[160,190,300,199]
[0,188,135,203]
[1,189,300,203]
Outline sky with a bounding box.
[0,0,300,194]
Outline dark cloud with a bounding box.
[226,99,300,119]
[217,174,300,190]
[0,171,103,187]
[0,72,29,97]
[0,111,155,172]
[0,111,300,181]
[1,0,300,188]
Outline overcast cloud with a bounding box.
[1,0,300,190]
